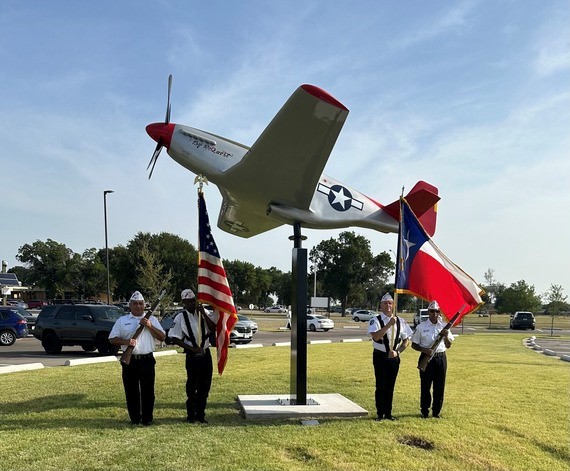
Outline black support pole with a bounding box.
[290,222,307,405]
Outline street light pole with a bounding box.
[312,264,317,298]
[103,190,114,305]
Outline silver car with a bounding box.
[352,309,377,322]
[237,314,258,334]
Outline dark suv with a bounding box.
[33,304,125,354]
[0,306,29,346]
[510,311,536,330]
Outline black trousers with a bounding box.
[185,349,213,421]
[121,355,156,424]
[373,350,400,418]
[419,353,447,416]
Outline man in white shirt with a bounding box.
[368,293,413,421]
[411,300,454,419]
[168,289,217,424]
[109,291,165,426]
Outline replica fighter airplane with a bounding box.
[146,76,440,238]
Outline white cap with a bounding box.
[181,289,196,300]
[380,293,394,303]
[129,291,145,302]
[428,300,440,311]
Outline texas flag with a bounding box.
[395,198,484,323]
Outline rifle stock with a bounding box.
[120,290,166,365]
[417,307,464,372]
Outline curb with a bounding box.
[0,362,44,375]
[65,356,117,366]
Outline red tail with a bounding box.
[383,181,439,236]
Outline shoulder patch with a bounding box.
[369,319,375,325]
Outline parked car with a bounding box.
[352,309,377,322]
[33,304,124,355]
[0,306,29,346]
[237,314,258,334]
[10,307,38,329]
[510,311,535,330]
[26,299,48,310]
[7,299,28,309]
[307,314,334,331]
[264,305,287,313]
[413,309,429,328]
[230,320,253,344]
[329,306,344,314]
[345,307,363,316]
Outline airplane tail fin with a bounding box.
[383,181,440,236]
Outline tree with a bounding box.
[495,280,542,314]
[481,268,504,307]
[70,248,107,300]
[136,240,174,310]
[16,239,79,299]
[543,284,569,315]
[310,231,393,315]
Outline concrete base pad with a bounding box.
[237,393,368,420]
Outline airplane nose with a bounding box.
[146,122,175,149]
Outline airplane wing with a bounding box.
[222,85,349,220]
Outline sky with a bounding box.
[1,0,569,298]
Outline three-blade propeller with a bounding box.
[146,74,172,179]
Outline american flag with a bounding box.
[197,190,238,374]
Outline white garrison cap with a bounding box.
[181,289,196,300]
[380,293,394,303]
[428,300,440,311]
[129,291,145,302]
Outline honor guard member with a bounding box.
[168,289,217,424]
[109,291,166,426]
[368,293,413,421]
[411,300,454,418]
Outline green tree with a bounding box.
[225,260,257,306]
[136,240,174,310]
[16,239,79,299]
[70,248,107,300]
[310,231,393,315]
[543,284,569,315]
[495,280,542,314]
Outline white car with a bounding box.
[264,305,287,313]
[352,309,377,322]
[307,314,334,332]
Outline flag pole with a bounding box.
[391,190,405,351]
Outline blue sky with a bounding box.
[1,0,569,298]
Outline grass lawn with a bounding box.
[1,333,568,471]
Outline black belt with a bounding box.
[131,353,153,360]
[432,352,446,357]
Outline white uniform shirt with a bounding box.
[411,318,455,353]
[109,314,164,355]
[368,312,413,352]
[169,310,215,349]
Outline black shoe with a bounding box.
[433,414,440,419]
[186,417,196,423]
[374,417,383,421]
[421,411,429,418]
[385,415,396,421]
[142,421,153,426]
[130,421,140,426]
[196,417,208,424]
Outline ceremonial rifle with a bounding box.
[120,290,167,365]
[417,304,465,372]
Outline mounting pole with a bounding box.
[289,222,308,404]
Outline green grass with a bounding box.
[1,334,569,471]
